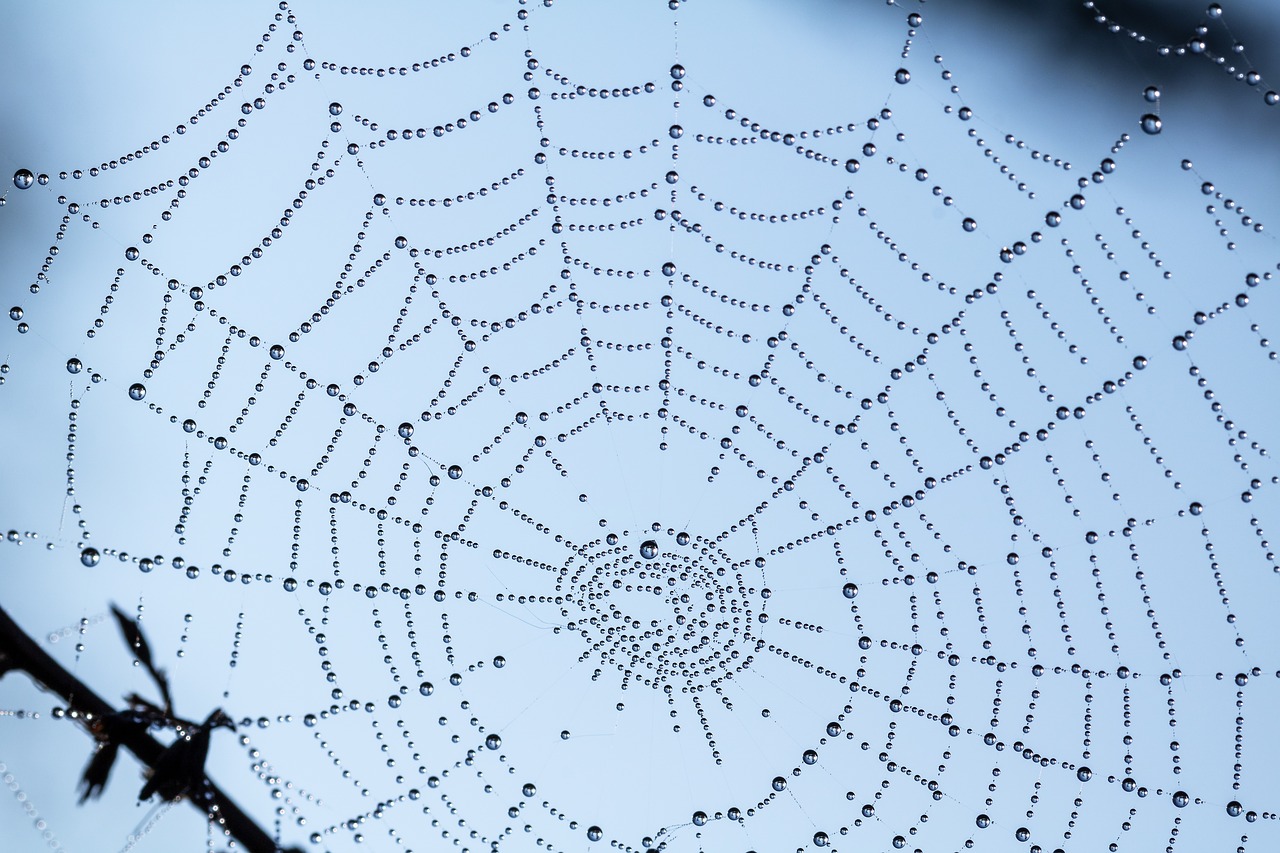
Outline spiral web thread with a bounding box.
[1,2,1279,852]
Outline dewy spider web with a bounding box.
[0,1,1278,851]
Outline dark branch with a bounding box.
[0,602,300,853]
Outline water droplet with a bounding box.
[66,358,82,374]
[269,344,284,360]
[586,826,603,842]
[1227,800,1243,817]
[522,782,536,797]
[80,548,100,567]
[447,464,463,480]
[329,102,343,116]
[962,217,977,232]
[976,814,991,828]
[419,681,433,696]
[1143,85,1161,102]
[842,583,858,599]
[128,383,147,401]
[845,159,860,173]
[125,247,140,261]
[772,776,787,792]
[485,733,501,750]
[398,422,414,439]
[1172,791,1190,808]
[1077,766,1092,782]
[1045,211,1061,227]
[12,169,35,190]
[639,540,659,559]
[895,68,911,84]
[1140,114,1162,135]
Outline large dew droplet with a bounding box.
[128,383,147,401]
[13,169,34,190]
[1139,114,1162,135]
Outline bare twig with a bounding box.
[0,602,300,853]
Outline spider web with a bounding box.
[1,1,1279,852]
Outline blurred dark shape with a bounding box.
[974,0,1279,95]
[110,604,174,716]
[139,707,235,802]
[78,741,118,803]
[78,709,149,802]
